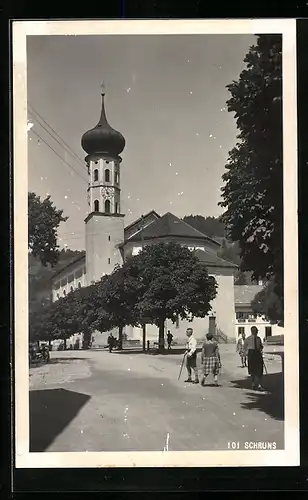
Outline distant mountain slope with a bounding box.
[182,214,254,285]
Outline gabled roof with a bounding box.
[126,212,221,246]
[124,210,160,233]
[194,249,238,269]
[234,285,263,305]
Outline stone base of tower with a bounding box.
[85,212,125,284]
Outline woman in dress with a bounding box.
[200,332,221,386]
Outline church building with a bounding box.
[51,86,239,345]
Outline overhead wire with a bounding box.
[28,103,86,169]
[30,129,88,184]
[28,106,134,249]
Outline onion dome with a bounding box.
[81,83,125,159]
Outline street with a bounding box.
[29,345,284,452]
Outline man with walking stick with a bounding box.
[244,326,266,391]
[181,328,199,384]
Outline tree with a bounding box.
[29,284,104,348]
[219,35,283,323]
[62,285,105,349]
[29,295,78,343]
[251,278,283,325]
[93,268,141,350]
[182,215,226,238]
[217,239,241,266]
[28,192,68,267]
[235,270,250,285]
[124,242,218,352]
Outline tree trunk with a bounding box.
[142,324,146,352]
[158,318,165,353]
[82,330,91,350]
[118,326,123,350]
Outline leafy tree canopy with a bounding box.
[93,268,141,332]
[182,215,226,239]
[124,242,218,350]
[251,278,283,325]
[29,284,103,345]
[219,35,283,321]
[28,192,68,267]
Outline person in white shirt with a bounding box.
[184,328,199,384]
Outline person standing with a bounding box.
[184,328,199,384]
[167,330,173,350]
[236,332,247,367]
[200,332,221,386]
[244,326,265,390]
[107,333,115,353]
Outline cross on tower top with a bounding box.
[100,81,106,94]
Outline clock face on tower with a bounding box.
[101,187,113,199]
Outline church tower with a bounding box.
[81,83,126,284]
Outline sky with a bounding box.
[27,34,256,251]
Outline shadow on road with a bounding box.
[113,348,202,356]
[229,372,284,421]
[30,357,87,369]
[29,388,91,451]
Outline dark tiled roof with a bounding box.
[234,285,263,305]
[126,212,221,246]
[194,249,238,269]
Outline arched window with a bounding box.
[114,171,119,184]
[105,169,110,182]
[115,202,118,213]
[93,169,99,182]
[63,290,66,296]
[70,286,73,293]
[78,282,81,289]
[57,293,60,300]
[94,199,99,212]
[105,199,111,213]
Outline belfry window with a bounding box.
[115,202,118,213]
[114,171,119,184]
[105,169,110,182]
[93,169,99,182]
[105,199,111,213]
[94,199,99,212]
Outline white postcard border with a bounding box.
[13,19,299,468]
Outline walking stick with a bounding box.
[178,351,187,380]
